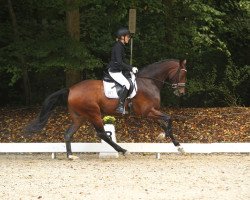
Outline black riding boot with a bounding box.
[116,86,128,114]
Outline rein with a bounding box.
[137,68,187,88]
[137,76,171,85]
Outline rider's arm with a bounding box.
[115,44,133,71]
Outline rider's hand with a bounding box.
[132,67,138,74]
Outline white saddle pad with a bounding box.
[103,73,137,99]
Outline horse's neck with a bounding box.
[141,63,176,81]
[138,62,178,91]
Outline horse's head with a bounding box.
[171,59,187,97]
[137,59,187,96]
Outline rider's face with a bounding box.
[124,35,130,43]
[120,35,130,44]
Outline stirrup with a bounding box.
[116,105,125,114]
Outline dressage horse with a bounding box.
[26,59,187,159]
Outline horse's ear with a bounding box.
[180,59,187,67]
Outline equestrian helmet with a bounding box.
[116,27,130,38]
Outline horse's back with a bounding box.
[70,79,102,91]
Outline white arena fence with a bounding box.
[0,125,249,159]
[0,142,249,153]
[0,143,249,159]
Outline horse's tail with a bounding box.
[25,88,69,134]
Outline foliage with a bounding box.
[0,107,249,142]
[103,116,116,124]
[0,0,249,106]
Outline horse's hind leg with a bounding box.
[64,123,81,159]
[64,110,83,159]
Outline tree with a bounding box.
[0,0,248,106]
[7,0,31,105]
[65,0,82,87]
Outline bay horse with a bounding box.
[26,59,187,159]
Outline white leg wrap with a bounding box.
[68,155,80,160]
[177,146,185,153]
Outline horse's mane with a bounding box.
[138,59,178,76]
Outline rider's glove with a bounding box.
[132,67,138,74]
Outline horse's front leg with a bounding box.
[158,117,184,153]
[148,108,185,153]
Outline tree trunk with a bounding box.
[163,0,174,44]
[7,0,31,105]
[65,0,82,88]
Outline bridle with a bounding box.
[171,68,187,89]
[137,68,187,89]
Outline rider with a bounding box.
[108,27,138,114]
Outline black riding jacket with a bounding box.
[108,41,133,73]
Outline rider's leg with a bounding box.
[109,72,130,114]
[116,86,128,114]
[108,71,130,89]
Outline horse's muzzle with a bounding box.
[174,88,185,97]
[172,83,186,97]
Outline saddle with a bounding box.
[103,72,137,99]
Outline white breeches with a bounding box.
[109,71,130,90]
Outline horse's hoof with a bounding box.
[123,150,131,157]
[177,146,185,154]
[68,155,80,160]
[157,132,165,141]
